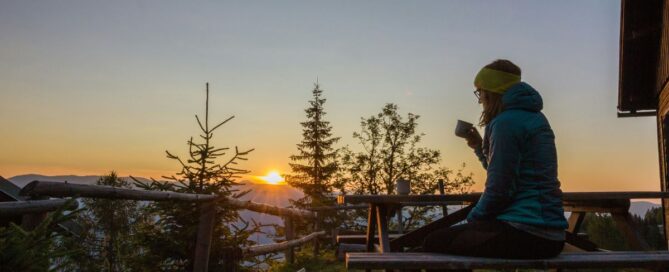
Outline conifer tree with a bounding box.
[70,172,145,271]
[287,82,341,210]
[134,83,257,271]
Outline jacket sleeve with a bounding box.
[474,145,488,169]
[467,120,520,222]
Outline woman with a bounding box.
[422,59,567,259]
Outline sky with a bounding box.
[0,0,660,193]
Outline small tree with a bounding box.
[134,83,257,271]
[70,172,145,271]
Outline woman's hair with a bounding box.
[478,59,521,126]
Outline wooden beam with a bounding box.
[284,217,295,264]
[193,202,216,272]
[226,198,315,219]
[20,181,215,202]
[0,199,73,216]
[241,231,326,257]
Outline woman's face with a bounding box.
[475,88,487,107]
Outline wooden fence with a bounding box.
[1,180,324,272]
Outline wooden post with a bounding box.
[366,204,378,252]
[396,205,403,234]
[222,247,242,272]
[313,212,320,256]
[375,204,390,252]
[438,179,447,216]
[193,201,216,272]
[20,196,48,230]
[284,216,295,264]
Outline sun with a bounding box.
[260,171,285,185]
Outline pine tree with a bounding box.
[287,82,341,209]
[134,83,257,271]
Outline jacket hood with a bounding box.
[501,82,543,112]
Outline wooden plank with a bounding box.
[20,181,216,202]
[337,234,402,244]
[193,202,216,272]
[390,205,473,250]
[365,204,377,252]
[346,251,669,270]
[0,199,73,216]
[338,191,669,205]
[375,205,390,252]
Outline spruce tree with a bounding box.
[134,83,256,271]
[287,82,341,210]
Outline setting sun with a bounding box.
[260,171,285,185]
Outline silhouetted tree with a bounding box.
[339,103,473,230]
[68,172,145,271]
[285,82,343,248]
[287,83,341,208]
[340,103,441,195]
[134,83,257,271]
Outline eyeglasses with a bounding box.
[474,89,481,99]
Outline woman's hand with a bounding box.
[466,128,482,149]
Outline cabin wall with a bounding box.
[659,0,669,245]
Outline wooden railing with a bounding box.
[2,180,323,272]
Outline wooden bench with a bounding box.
[338,234,402,244]
[346,251,669,270]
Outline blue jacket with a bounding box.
[467,82,568,229]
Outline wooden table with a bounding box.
[337,192,669,253]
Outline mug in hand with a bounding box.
[455,120,474,138]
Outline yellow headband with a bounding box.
[474,67,521,94]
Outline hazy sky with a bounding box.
[0,1,659,192]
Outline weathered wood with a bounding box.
[567,211,586,233]
[0,199,73,216]
[241,231,326,257]
[337,234,402,244]
[346,251,669,270]
[226,198,316,219]
[284,216,295,264]
[193,202,216,272]
[338,191,669,205]
[221,247,242,272]
[375,205,390,252]
[312,213,320,256]
[365,204,377,252]
[336,243,367,261]
[390,205,473,250]
[20,181,315,218]
[307,204,368,211]
[563,199,630,213]
[20,181,215,202]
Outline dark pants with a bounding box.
[422,220,564,259]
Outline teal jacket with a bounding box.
[468,82,568,229]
